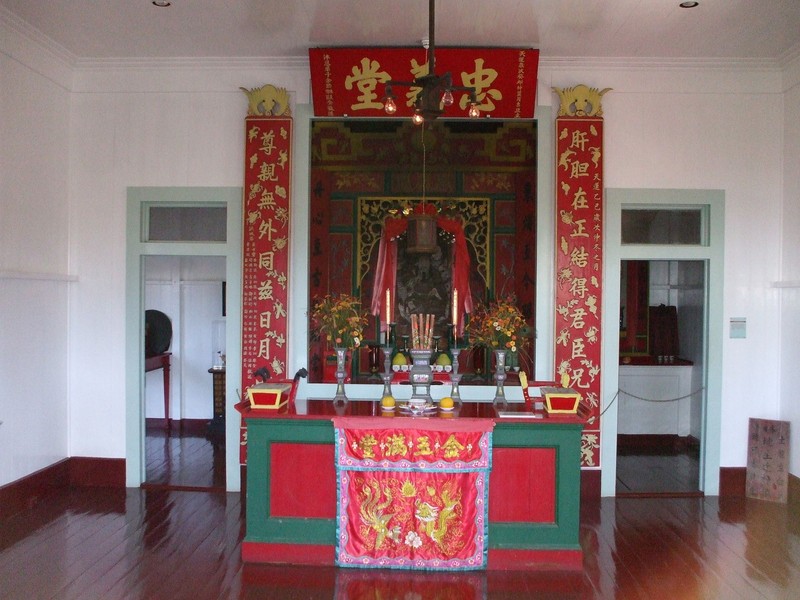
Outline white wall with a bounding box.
[0,16,72,485]
[780,54,800,477]
[540,64,786,472]
[91,60,788,474]
[676,261,706,440]
[3,12,798,483]
[66,66,310,460]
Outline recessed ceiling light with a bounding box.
[152,1,171,7]
[679,1,699,7]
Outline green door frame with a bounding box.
[602,189,724,496]
[125,187,243,490]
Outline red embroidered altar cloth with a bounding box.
[333,417,493,570]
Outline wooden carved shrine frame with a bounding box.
[361,196,487,337]
[308,120,537,383]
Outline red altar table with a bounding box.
[238,399,585,570]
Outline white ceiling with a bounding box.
[2,0,800,64]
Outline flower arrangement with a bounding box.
[465,296,527,353]
[311,293,368,349]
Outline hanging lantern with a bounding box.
[405,120,438,254]
[406,211,438,253]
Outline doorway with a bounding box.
[601,189,725,497]
[143,255,227,490]
[125,187,243,491]
[616,259,706,495]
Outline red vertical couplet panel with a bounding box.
[241,117,293,396]
[554,116,603,468]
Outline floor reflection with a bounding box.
[240,563,593,599]
[144,419,225,490]
[2,489,799,599]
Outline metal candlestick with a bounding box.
[333,346,348,404]
[449,346,463,407]
[381,344,394,398]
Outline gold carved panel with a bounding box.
[357,197,490,289]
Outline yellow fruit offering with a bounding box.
[381,395,396,409]
[439,397,454,409]
[434,353,451,366]
[392,353,408,366]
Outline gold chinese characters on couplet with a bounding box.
[552,84,610,468]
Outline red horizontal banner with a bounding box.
[310,47,538,119]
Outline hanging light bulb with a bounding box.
[378,1,478,122]
[383,86,397,115]
[468,102,480,119]
[441,89,454,106]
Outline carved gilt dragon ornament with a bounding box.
[552,84,611,117]
[240,84,292,116]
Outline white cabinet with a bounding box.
[618,365,696,435]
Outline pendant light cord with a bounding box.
[421,123,427,208]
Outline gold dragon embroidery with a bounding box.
[415,482,461,550]
[358,480,400,550]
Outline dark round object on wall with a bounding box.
[145,309,172,357]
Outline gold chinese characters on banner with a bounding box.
[241,87,292,397]
[309,48,539,119]
[553,84,610,468]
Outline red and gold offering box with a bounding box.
[247,382,292,410]
[541,387,581,414]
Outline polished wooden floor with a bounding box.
[3,428,798,599]
[616,438,701,496]
[2,489,799,599]
[144,419,225,490]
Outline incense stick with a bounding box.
[409,313,438,349]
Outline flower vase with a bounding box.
[493,349,508,410]
[333,346,348,403]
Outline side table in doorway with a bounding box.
[145,352,171,428]
[207,367,226,437]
